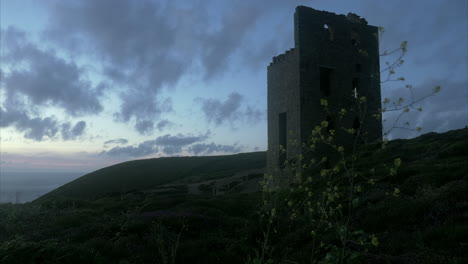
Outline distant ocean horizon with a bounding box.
[0,171,84,203]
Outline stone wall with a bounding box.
[267,48,301,183]
[267,6,382,182]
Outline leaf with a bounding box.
[320,99,328,106]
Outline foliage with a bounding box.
[251,37,462,264]
[37,151,266,201]
[255,130,467,263]
[0,129,467,263]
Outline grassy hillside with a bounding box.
[265,128,468,263]
[37,151,266,201]
[1,129,467,263]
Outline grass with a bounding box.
[37,151,266,201]
[0,128,467,263]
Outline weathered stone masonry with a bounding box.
[267,6,382,182]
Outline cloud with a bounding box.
[199,92,242,125]
[61,121,86,140]
[197,92,263,126]
[1,27,105,117]
[43,0,200,131]
[200,2,262,79]
[188,142,242,155]
[0,107,59,141]
[245,106,264,123]
[41,0,297,132]
[103,138,129,146]
[0,106,89,141]
[135,120,155,135]
[102,139,159,158]
[156,119,174,131]
[115,92,173,135]
[102,131,210,157]
[44,0,269,81]
[155,132,210,155]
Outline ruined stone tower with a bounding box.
[267,6,382,182]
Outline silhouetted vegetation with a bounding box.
[1,129,467,263]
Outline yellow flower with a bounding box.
[320,99,328,106]
[355,185,362,192]
[394,158,401,167]
[371,235,379,247]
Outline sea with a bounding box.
[0,171,84,204]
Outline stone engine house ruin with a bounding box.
[267,6,382,181]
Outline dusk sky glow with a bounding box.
[1,0,467,173]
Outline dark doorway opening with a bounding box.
[320,67,334,97]
[353,117,361,137]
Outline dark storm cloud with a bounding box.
[103,138,129,146]
[197,92,263,125]
[61,121,87,140]
[383,78,468,139]
[188,142,242,155]
[1,27,105,117]
[42,0,303,132]
[44,0,201,131]
[102,131,210,157]
[44,0,269,80]
[0,107,58,141]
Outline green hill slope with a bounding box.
[1,129,467,263]
[37,151,266,201]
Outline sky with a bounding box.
[0,0,467,174]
